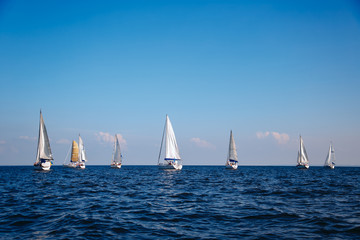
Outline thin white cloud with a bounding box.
[256,131,290,144]
[190,137,216,149]
[271,132,290,144]
[56,139,71,145]
[95,132,114,143]
[19,136,36,141]
[256,131,270,139]
[95,132,127,146]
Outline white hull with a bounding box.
[34,161,51,171]
[158,162,182,170]
[63,162,85,169]
[226,164,238,170]
[111,163,122,169]
[63,164,76,168]
[296,164,309,169]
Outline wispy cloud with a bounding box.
[190,137,216,149]
[19,136,36,141]
[256,131,270,139]
[56,139,71,145]
[271,132,290,144]
[256,131,290,144]
[95,132,127,146]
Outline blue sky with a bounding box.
[0,0,359,166]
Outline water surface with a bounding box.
[0,166,359,239]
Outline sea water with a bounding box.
[0,166,359,239]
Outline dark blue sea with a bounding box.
[0,166,359,239]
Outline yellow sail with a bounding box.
[71,140,79,162]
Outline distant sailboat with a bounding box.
[158,115,182,170]
[296,135,309,169]
[324,142,335,169]
[34,111,53,171]
[111,134,122,168]
[63,135,87,169]
[226,130,238,169]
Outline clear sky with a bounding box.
[0,0,359,166]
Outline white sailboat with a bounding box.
[34,111,53,171]
[296,135,309,169]
[324,142,335,169]
[225,130,238,170]
[111,134,122,168]
[63,135,87,169]
[158,115,182,170]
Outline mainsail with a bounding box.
[71,141,79,162]
[165,115,181,161]
[112,134,122,164]
[35,111,53,164]
[298,136,309,166]
[78,135,87,162]
[227,130,238,162]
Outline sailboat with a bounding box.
[225,130,238,169]
[111,134,122,168]
[34,111,53,171]
[296,135,309,169]
[324,142,335,169]
[158,115,182,170]
[63,135,87,169]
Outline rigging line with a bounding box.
[63,144,72,165]
[157,116,167,164]
[111,135,116,164]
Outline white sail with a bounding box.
[165,115,181,160]
[297,136,309,168]
[227,130,238,162]
[226,130,238,169]
[78,135,87,162]
[113,134,122,164]
[35,111,53,164]
[324,143,335,168]
[158,115,182,170]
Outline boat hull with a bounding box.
[158,162,182,170]
[63,164,76,168]
[324,165,335,169]
[226,164,238,170]
[296,164,309,169]
[34,161,51,171]
[111,164,122,169]
[63,162,85,169]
